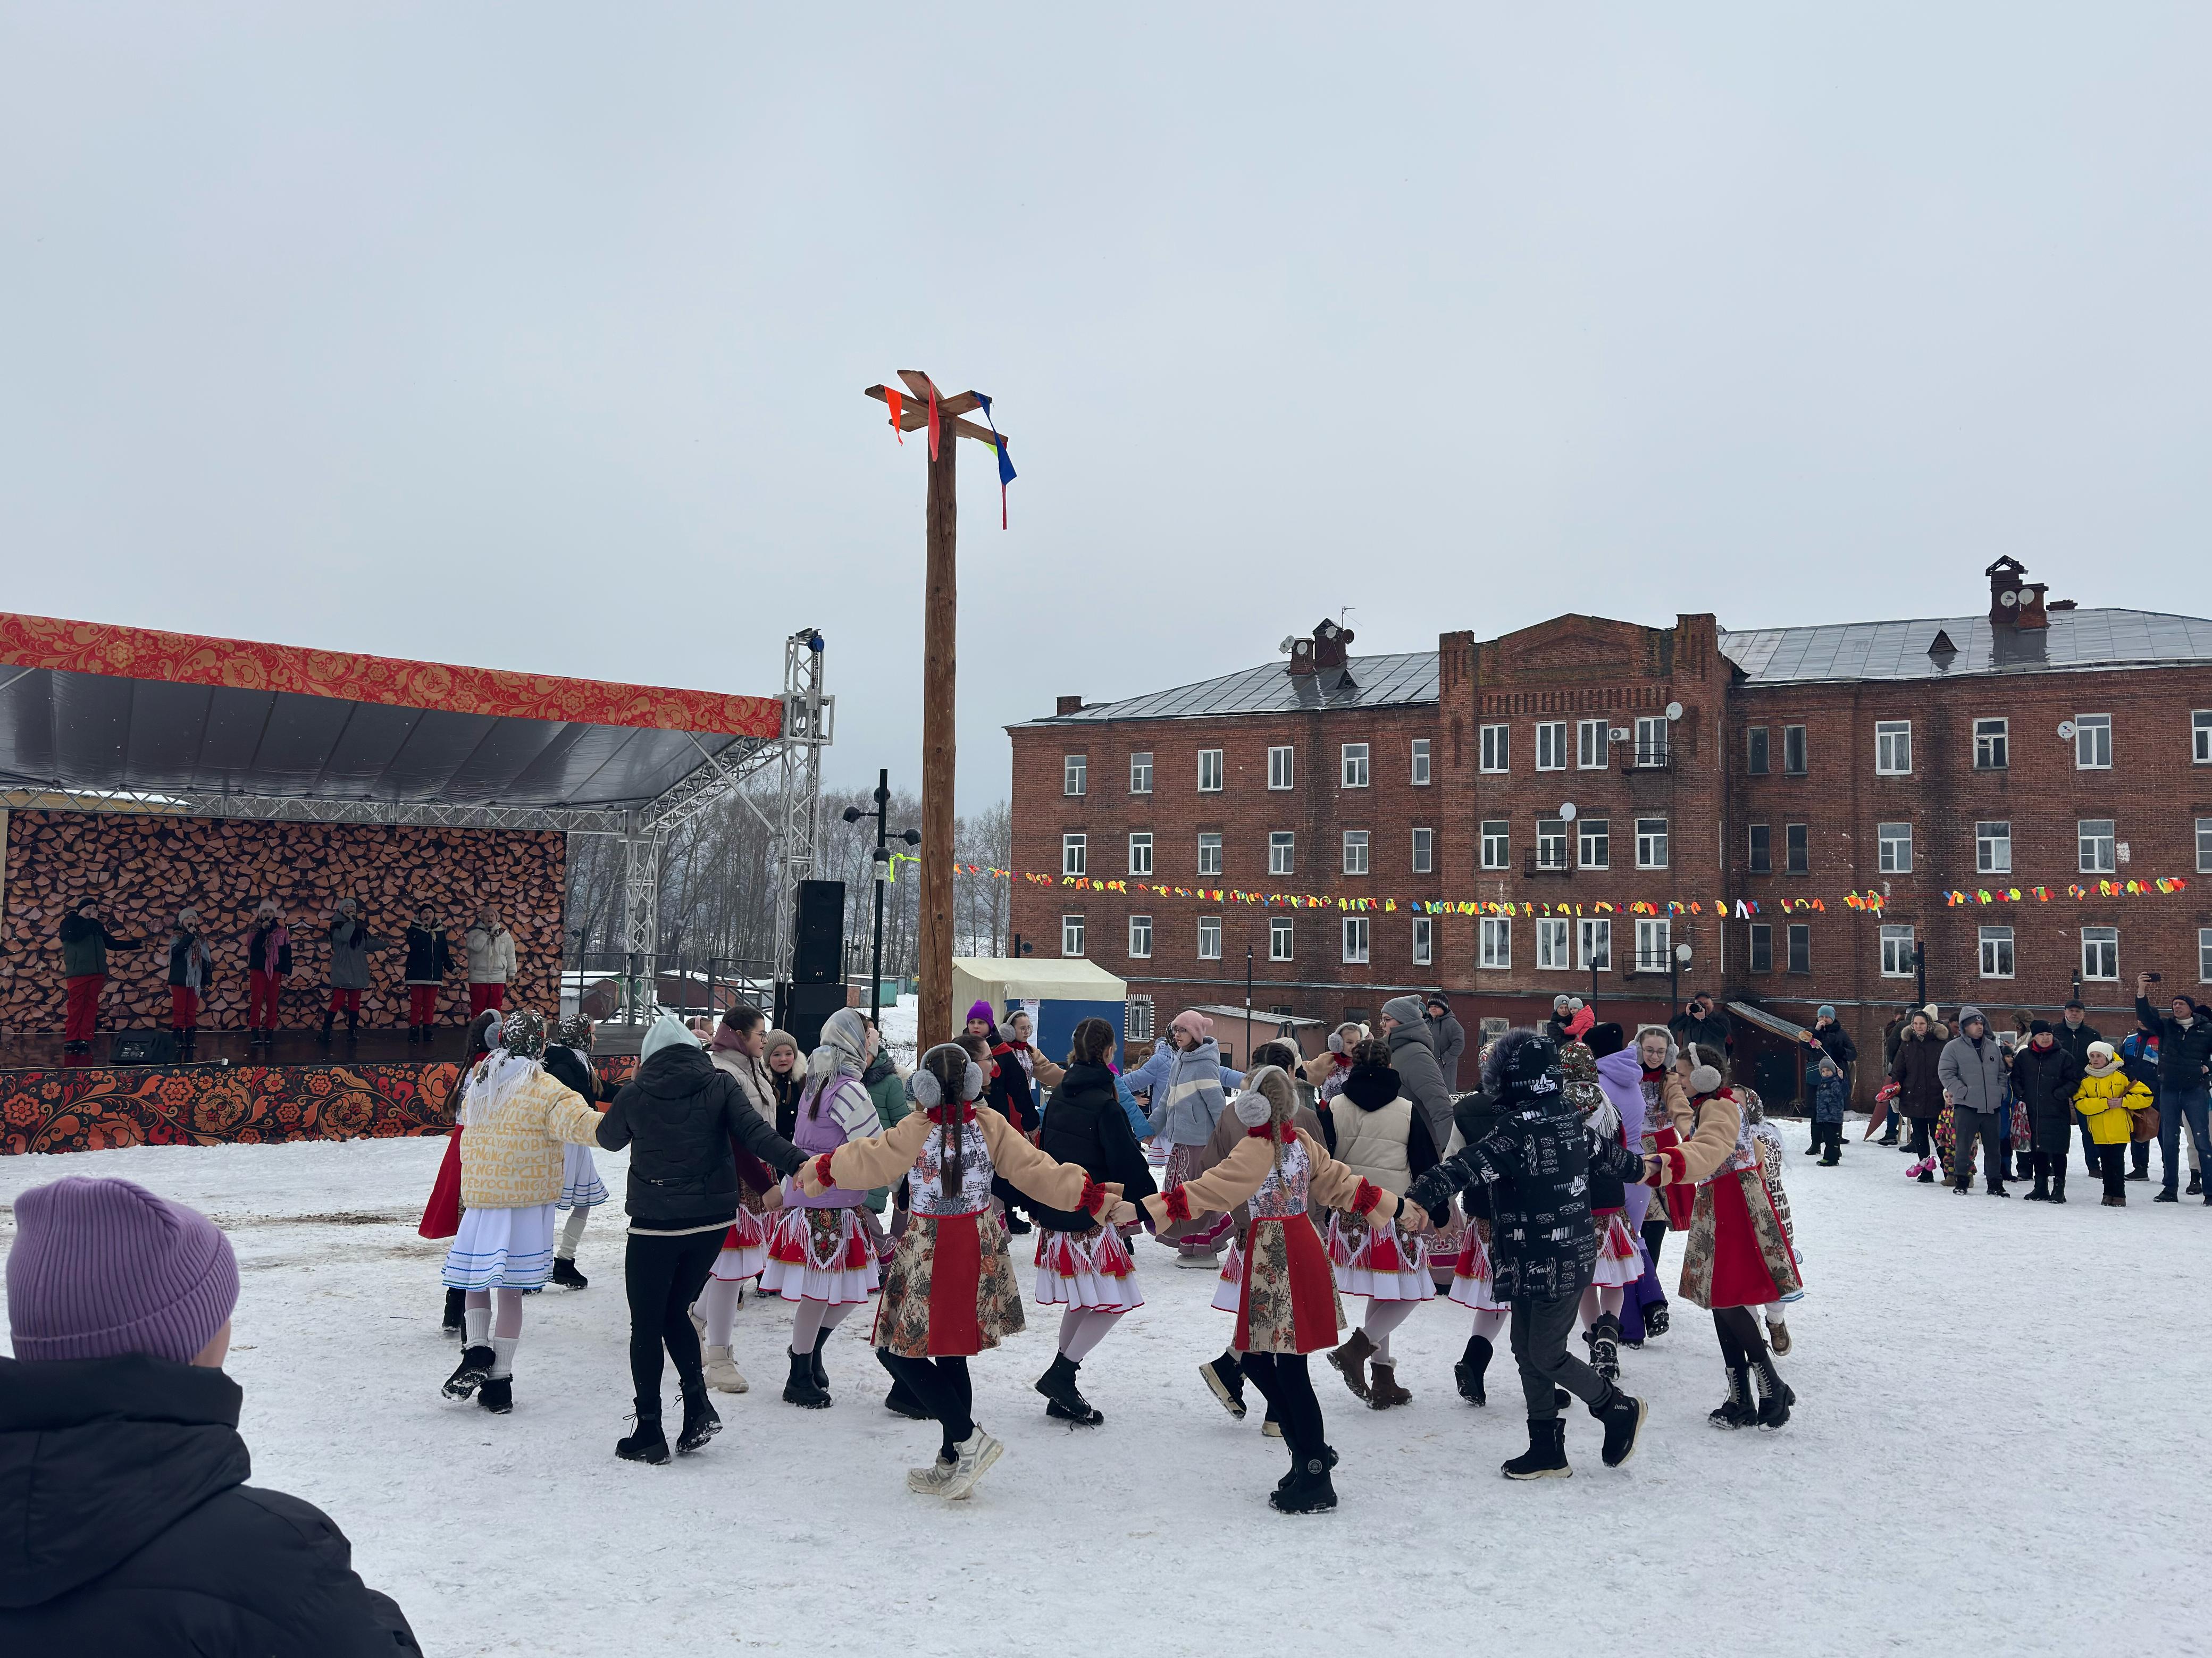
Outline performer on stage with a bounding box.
[465,903,515,1017]
[164,907,214,1062]
[403,905,453,1045]
[57,896,142,1058]
[321,899,389,1046]
[543,1015,609,1290]
[242,900,292,1049]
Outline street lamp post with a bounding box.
[1244,943,1254,1072]
[843,769,920,1027]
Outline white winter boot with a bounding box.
[702,1344,749,1394]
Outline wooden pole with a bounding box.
[918,423,959,1050]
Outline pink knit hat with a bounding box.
[6,1176,238,1363]
[1169,1009,1213,1041]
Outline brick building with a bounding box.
[1008,560,2212,1095]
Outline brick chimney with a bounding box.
[1055,695,1083,716]
[1985,557,2049,629]
[1288,618,1355,677]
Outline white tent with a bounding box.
[951,957,1127,1014]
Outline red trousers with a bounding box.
[64,974,106,1042]
[249,970,283,1030]
[169,987,199,1030]
[409,985,439,1024]
[469,983,505,1016]
[327,988,363,1013]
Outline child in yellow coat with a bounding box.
[2073,1042,2151,1208]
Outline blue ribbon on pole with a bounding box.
[975,392,1015,527]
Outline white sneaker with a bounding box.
[703,1344,749,1394]
[906,1456,959,1495]
[939,1429,1005,1501]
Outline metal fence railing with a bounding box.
[562,953,776,1026]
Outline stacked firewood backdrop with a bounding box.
[2,810,564,1032]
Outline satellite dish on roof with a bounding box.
[2000,590,2020,608]
[1277,637,1298,655]
[2058,720,2075,739]
[1665,702,1683,721]
[1559,802,1578,822]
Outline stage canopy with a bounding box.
[0,612,787,835]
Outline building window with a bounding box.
[1197,916,1222,961]
[1972,718,2009,770]
[1342,917,1370,964]
[1979,926,2014,979]
[1633,715,1669,768]
[1198,748,1223,792]
[1128,915,1152,959]
[1636,817,1669,870]
[1878,822,1912,874]
[2199,818,2212,875]
[1411,827,1434,874]
[1787,924,1811,974]
[1410,737,1431,785]
[1876,720,1912,775]
[1269,832,1295,876]
[1785,823,1809,875]
[1341,743,1369,788]
[2196,712,2212,765]
[2078,819,2116,874]
[1061,833,1086,877]
[2081,926,2118,982]
[1480,821,1510,870]
[1268,746,1294,790]
[1746,727,1770,776]
[1978,820,2012,875]
[1536,817,1568,871]
[1880,924,1916,978]
[1062,914,1085,956]
[1783,725,1807,775]
[1536,721,1568,771]
[2201,927,2212,983]
[1343,830,1370,876]
[2075,713,2112,770]
[1197,832,1222,876]
[1063,754,1087,796]
[1129,752,1153,794]
[1126,997,1154,1040]
[1633,918,1671,972]
[1579,718,1609,769]
[1536,917,1570,969]
[1127,832,1153,876]
[1479,917,1512,970]
[1748,922,1773,972]
[1578,817,1610,870]
[1270,916,1293,961]
[1412,916,1432,967]
[1480,724,1509,773]
[1748,823,1772,874]
[1579,917,1611,971]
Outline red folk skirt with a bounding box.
[1230,1215,1345,1356]
[418,1126,463,1240]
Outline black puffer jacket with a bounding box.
[599,1043,805,1228]
[2010,1041,2082,1148]
[2134,996,2212,1094]
[1028,1062,1157,1231]
[0,1354,419,1656]
[1889,1028,1948,1121]
[1406,1031,1645,1302]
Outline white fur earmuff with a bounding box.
[907,1043,985,1107]
[1234,1091,1272,1127]
[1688,1064,1722,1093]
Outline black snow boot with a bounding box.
[318,1012,334,1045]
[551,1256,588,1290]
[443,1344,494,1400]
[809,1325,832,1392]
[616,1414,670,1464]
[782,1349,830,1409]
[1501,1417,1572,1480]
[2027,1172,2050,1201]
[2051,1170,2067,1204]
[477,1375,513,1415]
[876,1345,931,1419]
[1643,1300,1670,1337]
[1268,1451,1339,1513]
[1201,1350,1247,1419]
[1035,1352,1103,1426]
[1588,1381,1647,1468]
[1455,1333,1491,1406]
[1589,1314,1621,1382]
[180,1029,197,1061]
[1753,1357,1796,1430]
[407,1024,420,1045]
[677,1383,721,1453]
[1708,1364,1754,1429]
[441,1286,465,1335]
[343,1008,359,1042]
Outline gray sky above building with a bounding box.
[3,7,2206,811]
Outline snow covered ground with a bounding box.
[4,1124,2208,1658]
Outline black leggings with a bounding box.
[623,1230,723,1418]
[1909,1116,1936,1158]
[1239,1352,1325,1458]
[2099,1143,2130,1200]
[881,1354,974,1455]
[1641,1215,1670,1272]
[1712,1305,1770,1370]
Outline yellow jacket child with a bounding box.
[2073,1043,2149,1147]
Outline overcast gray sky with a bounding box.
[4,6,2207,811]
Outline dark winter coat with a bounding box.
[1669,1007,1731,1059]
[1938,1013,2009,1115]
[599,1042,806,1230]
[326,921,389,990]
[2010,1041,2082,1148]
[1405,1032,1646,1303]
[1810,1066,1849,1125]
[1426,1009,1467,1090]
[2052,1017,2104,1072]
[165,932,213,990]
[1809,1020,1857,1071]
[402,925,453,986]
[1890,1028,1948,1120]
[0,1353,420,1656]
[1379,996,1455,1157]
[57,914,140,980]
[988,1043,1039,1134]
[2134,996,2212,1095]
[246,921,293,976]
[769,1066,804,1142]
[1028,1062,1157,1230]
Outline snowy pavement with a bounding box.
[4,1126,2208,1657]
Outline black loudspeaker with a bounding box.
[110,1030,178,1066]
[793,880,846,985]
[784,982,850,1051]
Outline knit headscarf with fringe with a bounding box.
[800,1006,872,1120]
[459,1007,548,1127]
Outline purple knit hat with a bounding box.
[6,1176,238,1363]
[965,1000,996,1027]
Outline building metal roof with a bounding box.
[1017,651,1440,727]
[1716,608,2212,685]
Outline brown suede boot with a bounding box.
[1326,1328,1377,1401]
[1367,1361,1411,1410]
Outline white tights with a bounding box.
[554,1206,589,1260]
[1467,1308,1507,1343]
[695,1276,743,1348]
[789,1299,856,1356]
[1057,1307,1124,1363]
[1359,1298,1419,1365]
[1578,1284,1623,1330]
[463,1287,526,1376]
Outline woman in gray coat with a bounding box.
[320,898,391,1046]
